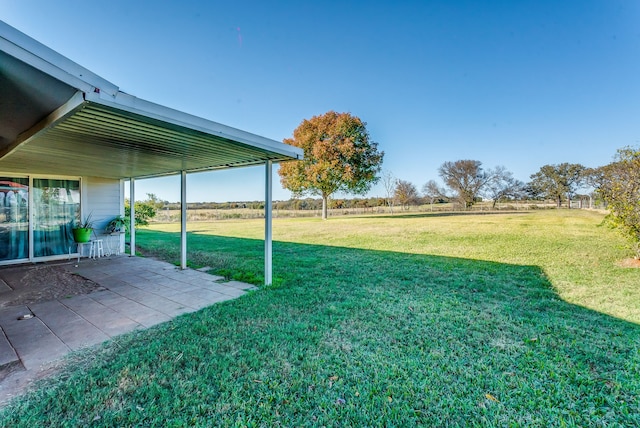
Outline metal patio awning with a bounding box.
[0,20,302,179]
[1,90,302,179]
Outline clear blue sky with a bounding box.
[4,1,639,202]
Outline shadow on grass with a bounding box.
[137,229,637,331]
[3,228,637,426]
[134,230,640,416]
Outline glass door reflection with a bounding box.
[32,179,80,258]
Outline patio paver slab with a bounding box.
[0,256,256,405]
[61,295,143,337]
[0,306,69,370]
[29,300,110,350]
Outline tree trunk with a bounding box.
[322,194,328,220]
[556,195,562,208]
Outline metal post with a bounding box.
[180,170,187,270]
[129,178,135,256]
[265,160,273,285]
[28,176,34,261]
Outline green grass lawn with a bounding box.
[2,209,639,426]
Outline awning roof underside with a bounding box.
[0,21,302,180]
[2,93,302,180]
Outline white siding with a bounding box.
[84,176,124,253]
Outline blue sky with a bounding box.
[4,1,639,202]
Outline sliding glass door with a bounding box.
[0,177,29,262]
[0,176,81,263]
[32,178,80,258]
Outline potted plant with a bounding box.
[106,215,127,234]
[72,213,94,243]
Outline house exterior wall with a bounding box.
[0,174,124,265]
[83,176,124,255]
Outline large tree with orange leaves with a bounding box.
[278,111,384,219]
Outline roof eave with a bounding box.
[0,20,119,96]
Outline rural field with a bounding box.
[1,209,639,426]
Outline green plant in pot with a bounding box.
[106,215,127,233]
[72,213,94,243]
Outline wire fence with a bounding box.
[151,200,607,223]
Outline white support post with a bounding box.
[28,176,34,261]
[265,160,273,286]
[180,170,187,270]
[129,178,135,257]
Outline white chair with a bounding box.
[89,239,104,259]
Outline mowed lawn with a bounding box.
[1,210,639,426]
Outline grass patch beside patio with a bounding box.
[1,210,639,425]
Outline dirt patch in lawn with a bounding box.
[0,262,104,308]
[617,258,640,268]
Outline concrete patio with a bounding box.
[0,255,256,404]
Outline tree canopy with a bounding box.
[125,193,162,227]
[278,111,384,219]
[394,179,419,210]
[422,179,447,211]
[438,160,490,209]
[593,147,640,257]
[528,163,586,208]
[484,166,524,209]
[381,170,396,214]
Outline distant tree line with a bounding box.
[151,158,602,213]
[165,198,383,212]
[382,160,593,213]
[163,201,267,210]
